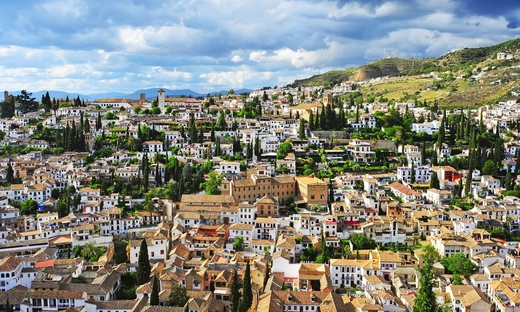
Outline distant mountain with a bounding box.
[126,88,204,100]
[211,88,253,95]
[10,87,254,102]
[10,90,97,101]
[82,91,129,99]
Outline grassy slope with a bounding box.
[363,59,520,107]
[291,38,520,106]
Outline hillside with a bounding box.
[289,37,520,106]
[290,68,356,88]
[291,38,520,87]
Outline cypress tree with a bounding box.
[198,126,204,144]
[142,153,149,192]
[437,115,445,150]
[430,171,440,189]
[96,113,102,130]
[314,109,320,130]
[150,273,160,305]
[215,137,221,156]
[155,164,162,186]
[465,150,474,197]
[137,239,151,285]
[6,297,11,312]
[6,163,14,184]
[237,297,245,312]
[431,148,438,166]
[210,124,215,142]
[242,261,253,311]
[410,162,415,184]
[413,246,438,312]
[68,122,76,151]
[246,142,252,160]
[189,113,196,143]
[506,166,513,191]
[229,270,240,312]
[254,136,261,158]
[494,138,503,165]
[298,118,305,139]
[309,111,314,130]
[421,142,427,166]
[516,151,520,174]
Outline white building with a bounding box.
[411,120,441,135]
[0,255,25,291]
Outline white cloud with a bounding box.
[0,0,518,93]
[231,55,243,63]
[199,67,272,88]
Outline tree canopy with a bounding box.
[349,233,377,250]
[413,246,439,312]
[168,283,189,307]
[440,253,477,278]
[137,239,151,285]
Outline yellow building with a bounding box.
[221,174,295,204]
[295,175,328,208]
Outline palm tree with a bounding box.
[80,242,98,259]
[143,199,155,223]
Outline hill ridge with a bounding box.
[289,37,520,88]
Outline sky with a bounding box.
[0,0,519,95]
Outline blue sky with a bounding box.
[0,0,518,94]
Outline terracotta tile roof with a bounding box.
[0,255,22,271]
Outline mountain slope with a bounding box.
[290,38,520,87]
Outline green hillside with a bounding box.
[289,38,520,107]
[289,38,520,87]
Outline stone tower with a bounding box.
[158,89,165,109]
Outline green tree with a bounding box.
[242,261,253,311]
[215,137,221,156]
[410,162,415,183]
[150,273,160,305]
[17,90,38,114]
[482,159,498,176]
[349,233,377,250]
[430,171,440,189]
[143,198,155,222]
[298,118,305,139]
[21,199,38,215]
[233,237,244,252]
[413,246,438,312]
[80,242,98,259]
[505,166,513,191]
[229,270,240,312]
[0,98,15,118]
[137,239,151,285]
[276,140,293,159]
[237,297,245,312]
[6,163,14,184]
[56,197,69,218]
[440,253,477,278]
[5,297,12,312]
[169,283,189,307]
